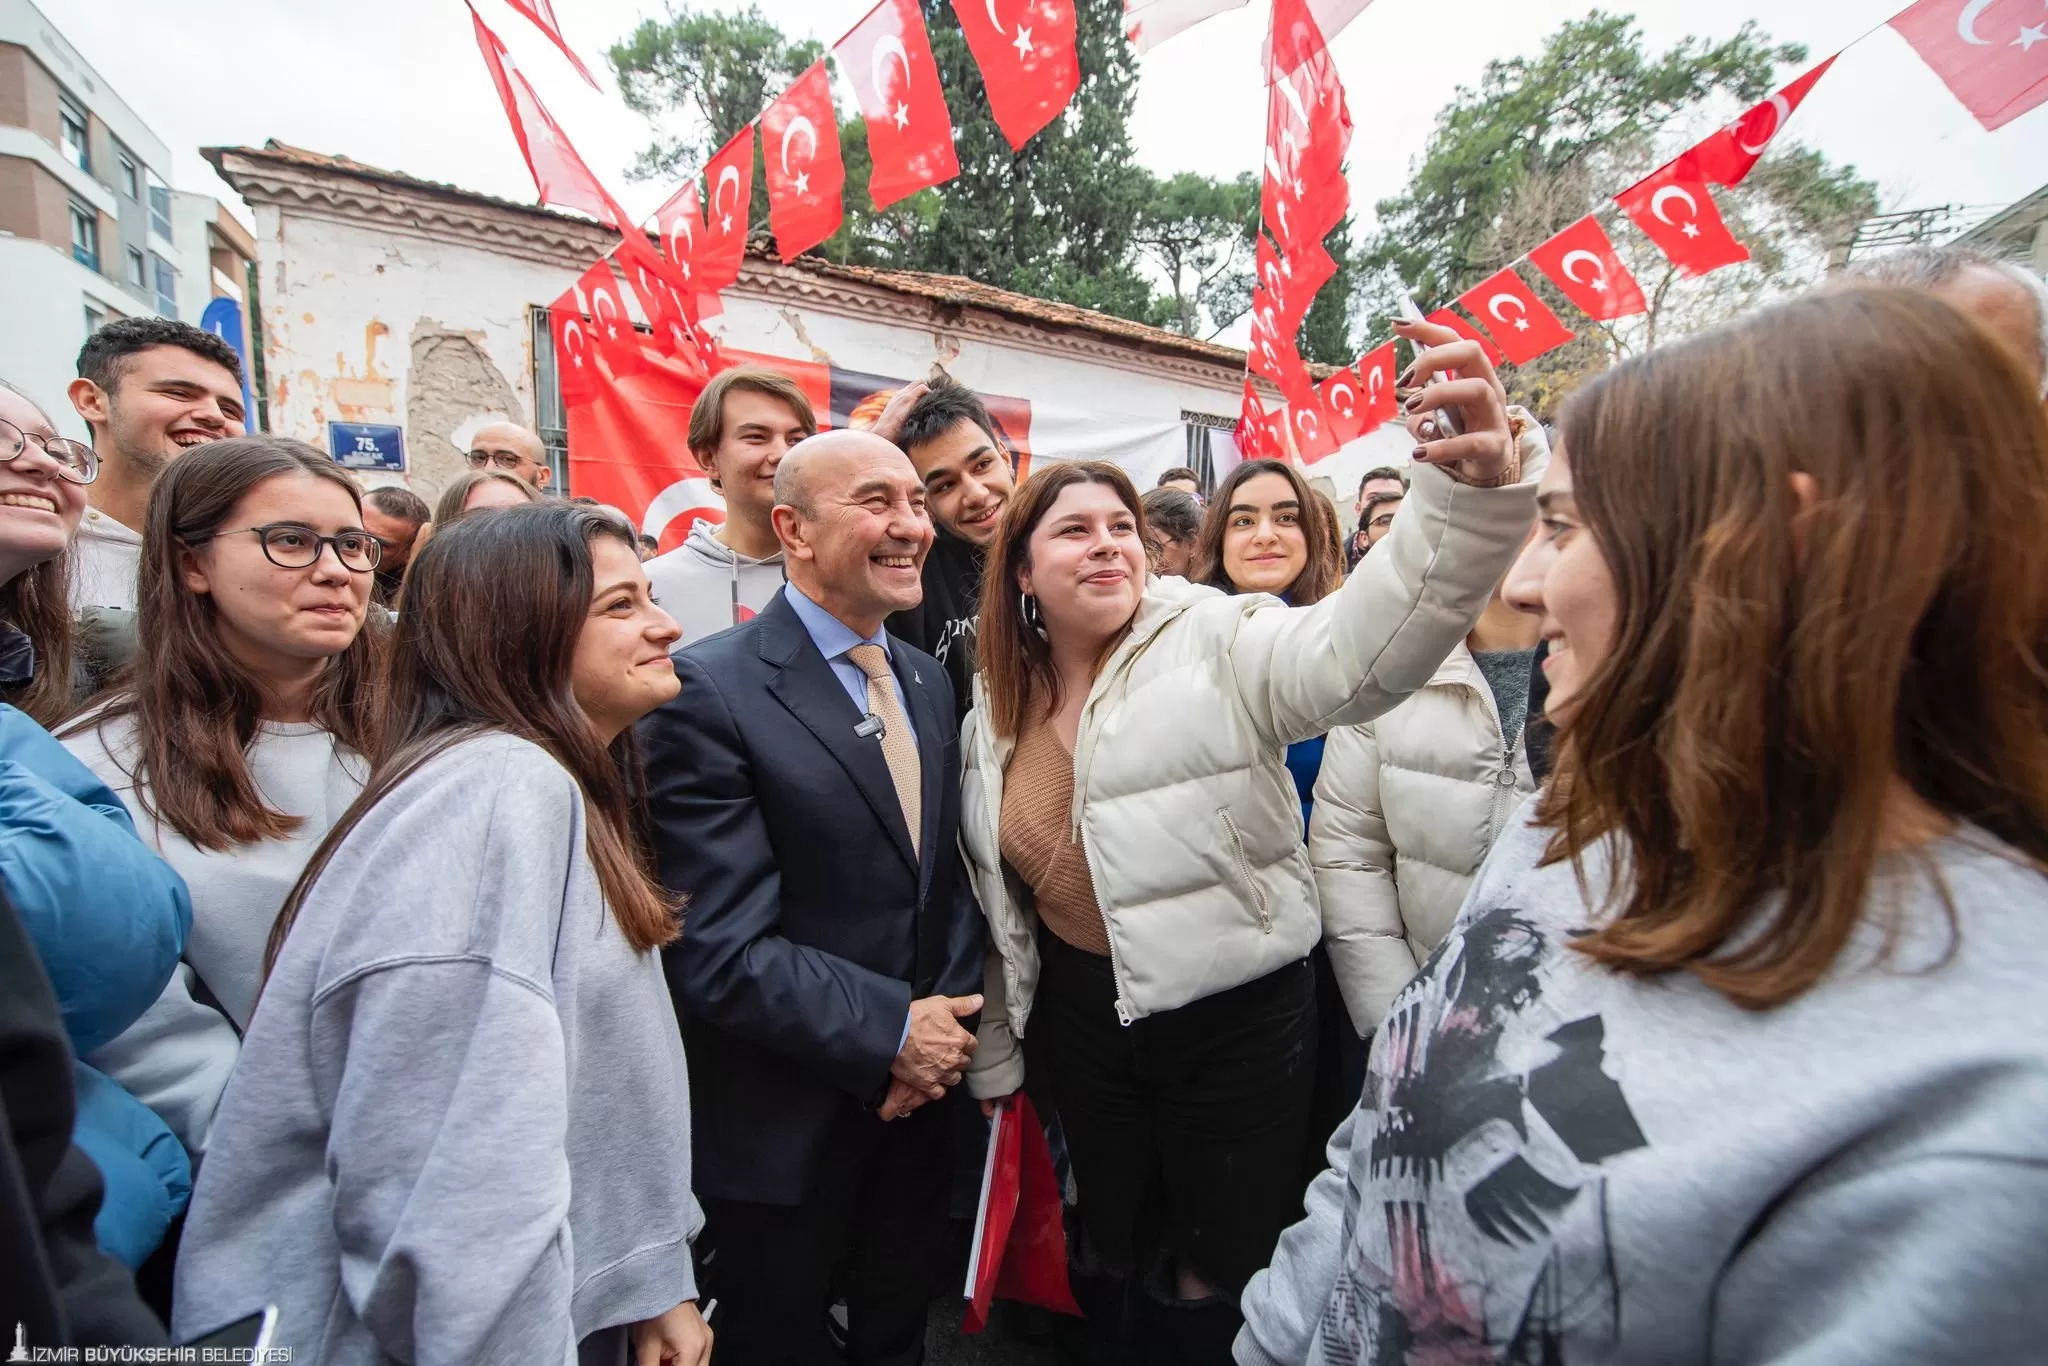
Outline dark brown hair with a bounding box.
[0,380,74,727]
[687,365,817,475]
[266,504,679,971]
[978,461,1145,740]
[1196,458,1342,606]
[68,438,384,850]
[433,469,537,528]
[1542,286,2048,1008]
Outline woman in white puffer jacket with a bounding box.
[959,319,1536,1359]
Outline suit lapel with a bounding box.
[759,594,920,873]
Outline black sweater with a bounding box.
[888,531,984,724]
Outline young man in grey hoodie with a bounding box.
[644,366,817,645]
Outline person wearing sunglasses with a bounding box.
[465,421,553,490]
[63,439,383,1194]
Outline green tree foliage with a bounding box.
[1359,12,1879,411]
[1128,170,1259,338]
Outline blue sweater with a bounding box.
[0,704,194,1266]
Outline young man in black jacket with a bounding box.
[884,375,1016,721]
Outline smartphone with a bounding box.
[1397,293,1464,441]
[182,1305,278,1353]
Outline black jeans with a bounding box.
[1030,928,1317,1300]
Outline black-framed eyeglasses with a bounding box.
[208,523,382,572]
[0,417,97,485]
[466,450,529,471]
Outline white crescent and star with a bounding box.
[561,318,589,368]
[713,165,741,234]
[1651,184,1705,238]
[780,115,817,195]
[592,288,622,341]
[1488,293,1533,332]
[1736,94,1792,155]
[872,35,913,126]
[1294,408,1319,438]
[1959,0,1997,44]
[1326,379,1356,418]
[1560,249,1611,292]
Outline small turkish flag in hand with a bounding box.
[1892,0,2048,131]
[1527,215,1647,322]
[1354,341,1398,429]
[841,0,959,209]
[953,0,1081,151]
[698,128,755,293]
[1458,269,1577,367]
[1617,168,1750,278]
[762,63,845,261]
[575,259,647,379]
[1680,57,1836,187]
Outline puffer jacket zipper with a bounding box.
[1216,808,1273,930]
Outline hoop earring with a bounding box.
[1020,592,1046,639]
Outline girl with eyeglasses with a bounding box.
[62,438,385,1174]
[0,379,96,721]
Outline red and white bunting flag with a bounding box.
[551,289,601,407]
[1457,268,1577,367]
[468,3,623,228]
[1891,0,2048,131]
[1288,395,1340,462]
[1259,233,1335,334]
[1236,377,1270,460]
[1262,0,1350,256]
[1425,308,1503,368]
[841,0,959,209]
[648,179,723,320]
[574,259,648,378]
[1679,57,1837,187]
[761,63,846,261]
[1247,287,1310,398]
[1354,340,1398,429]
[698,128,755,293]
[500,0,602,90]
[614,236,707,368]
[952,0,1080,151]
[1616,168,1750,278]
[1526,215,1648,322]
[1318,367,1367,447]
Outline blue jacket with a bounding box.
[0,703,195,1267]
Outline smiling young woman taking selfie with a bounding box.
[172,503,710,1365]
[961,318,1536,1359]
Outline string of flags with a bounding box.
[464,0,2047,438]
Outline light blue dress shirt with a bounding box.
[782,583,919,748]
[782,582,920,1057]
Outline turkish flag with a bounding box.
[1318,367,1367,447]
[699,127,755,293]
[468,3,623,229]
[1247,287,1310,399]
[1891,0,2048,131]
[1527,215,1647,322]
[841,0,959,209]
[953,0,1081,151]
[500,0,602,89]
[1236,378,1270,460]
[1458,268,1577,367]
[1680,57,1837,187]
[1259,233,1335,334]
[1287,396,1340,462]
[1617,168,1750,278]
[575,259,648,379]
[1425,308,1503,368]
[550,292,601,408]
[614,238,709,372]
[1262,25,1350,255]
[648,179,722,319]
[1354,340,1398,429]
[761,63,845,261]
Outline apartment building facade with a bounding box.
[0,0,255,436]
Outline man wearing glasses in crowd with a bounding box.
[464,422,554,490]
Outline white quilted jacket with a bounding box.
[962,463,1537,1098]
[1308,643,1539,1036]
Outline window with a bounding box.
[83,303,104,335]
[58,94,89,173]
[147,174,172,242]
[125,246,145,287]
[69,202,98,271]
[118,153,138,199]
[151,254,177,318]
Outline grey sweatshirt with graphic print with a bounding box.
[1239,809,2048,1366]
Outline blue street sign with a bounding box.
[327,422,406,472]
[200,295,256,425]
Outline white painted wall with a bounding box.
[0,232,136,438]
[253,203,1253,498]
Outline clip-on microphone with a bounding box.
[854,712,886,740]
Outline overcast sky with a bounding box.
[38,0,2047,252]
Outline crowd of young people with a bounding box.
[2,246,2046,1366]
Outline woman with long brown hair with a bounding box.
[62,438,382,1162]
[1242,287,2048,1365]
[0,379,83,723]
[960,319,1535,1359]
[172,503,710,1365]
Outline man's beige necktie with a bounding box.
[847,644,921,856]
